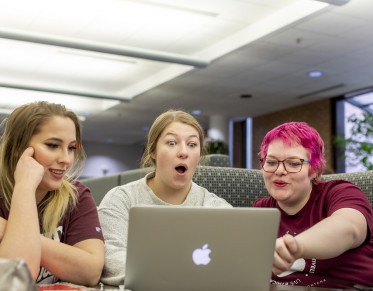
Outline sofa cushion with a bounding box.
[200,154,231,167]
[79,174,120,205]
[193,166,269,207]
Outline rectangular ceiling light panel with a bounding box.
[0,87,120,115]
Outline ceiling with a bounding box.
[1,0,373,145]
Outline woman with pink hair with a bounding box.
[254,121,373,288]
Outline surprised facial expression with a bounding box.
[151,121,201,192]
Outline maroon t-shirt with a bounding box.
[253,180,373,289]
[0,181,104,284]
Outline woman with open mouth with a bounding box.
[98,109,232,286]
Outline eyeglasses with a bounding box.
[260,158,311,173]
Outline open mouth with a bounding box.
[175,165,186,174]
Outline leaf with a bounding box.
[334,112,373,171]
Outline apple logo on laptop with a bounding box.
[192,244,211,265]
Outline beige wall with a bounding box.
[251,98,335,174]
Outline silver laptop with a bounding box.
[125,206,280,291]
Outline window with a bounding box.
[335,89,373,173]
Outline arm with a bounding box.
[40,237,104,286]
[273,207,367,275]
[39,184,105,286]
[1,184,105,286]
[98,188,130,286]
[0,147,44,279]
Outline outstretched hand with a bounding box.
[14,147,45,192]
[272,234,302,275]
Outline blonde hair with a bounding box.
[141,110,205,168]
[0,101,86,237]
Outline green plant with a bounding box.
[204,140,228,155]
[334,112,373,170]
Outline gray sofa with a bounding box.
[80,164,373,208]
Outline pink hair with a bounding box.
[259,122,326,179]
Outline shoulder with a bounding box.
[72,180,90,196]
[190,182,232,207]
[318,179,362,191]
[98,176,150,209]
[316,180,372,217]
[71,180,96,204]
[316,179,367,201]
[65,180,98,213]
[115,176,149,197]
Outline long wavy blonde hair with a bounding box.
[0,101,86,237]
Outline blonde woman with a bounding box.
[0,102,104,286]
[98,110,232,286]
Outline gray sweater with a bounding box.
[98,172,232,286]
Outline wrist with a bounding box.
[293,236,304,259]
[12,184,38,206]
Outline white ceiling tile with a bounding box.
[341,22,373,44]
[296,9,368,36]
[263,27,333,49]
[333,0,373,20]
[307,35,371,56]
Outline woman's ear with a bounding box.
[310,171,318,183]
[309,169,318,182]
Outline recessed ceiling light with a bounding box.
[308,71,323,78]
[191,110,201,115]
